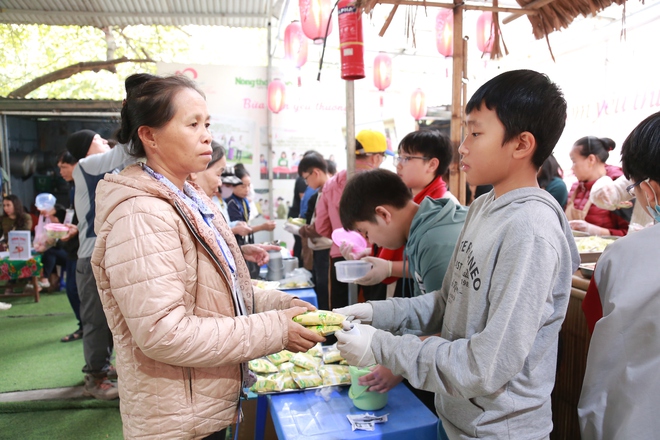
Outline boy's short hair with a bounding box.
[621,111,660,183]
[298,152,327,176]
[326,159,337,175]
[465,69,567,168]
[399,129,453,177]
[339,169,411,231]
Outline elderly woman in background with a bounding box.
[188,141,280,263]
[91,74,324,440]
[566,136,630,236]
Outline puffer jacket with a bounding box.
[91,164,297,439]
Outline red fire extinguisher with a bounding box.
[338,0,365,80]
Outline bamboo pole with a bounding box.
[365,0,538,15]
[346,80,356,179]
[503,0,557,24]
[449,1,466,205]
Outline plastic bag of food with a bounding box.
[249,374,280,393]
[278,361,296,373]
[323,346,344,364]
[306,342,324,358]
[291,369,323,389]
[272,371,298,391]
[266,350,294,366]
[291,352,322,370]
[306,324,343,336]
[319,364,351,386]
[248,358,279,374]
[293,310,346,326]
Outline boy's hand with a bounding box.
[335,323,377,367]
[354,257,392,285]
[333,303,373,324]
[339,242,370,261]
[358,365,403,393]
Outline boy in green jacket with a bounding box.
[335,168,466,399]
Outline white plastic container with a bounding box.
[334,260,372,283]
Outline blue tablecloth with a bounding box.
[282,287,317,308]
[268,383,439,440]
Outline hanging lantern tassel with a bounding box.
[476,7,508,60]
[268,79,287,114]
[410,88,427,121]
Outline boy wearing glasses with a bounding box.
[341,129,460,299]
[579,111,660,440]
[335,70,580,439]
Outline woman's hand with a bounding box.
[282,306,325,352]
[231,222,252,237]
[241,244,269,266]
[241,243,282,266]
[290,298,316,311]
[60,224,78,242]
[254,221,276,232]
[357,365,403,393]
[569,220,609,236]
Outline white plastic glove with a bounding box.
[354,257,392,286]
[339,242,370,261]
[590,176,634,210]
[333,303,374,325]
[283,223,301,236]
[335,323,377,367]
[569,220,609,236]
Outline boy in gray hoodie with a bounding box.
[335,69,580,439]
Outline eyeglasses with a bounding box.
[626,180,644,197]
[300,172,312,183]
[395,155,429,166]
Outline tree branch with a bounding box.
[7,57,154,98]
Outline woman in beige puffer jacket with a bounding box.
[91,74,324,439]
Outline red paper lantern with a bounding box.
[299,0,334,44]
[476,12,495,54]
[268,79,286,114]
[435,9,453,58]
[373,53,392,91]
[410,89,427,120]
[284,21,308,68]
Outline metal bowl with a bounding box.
[579,263,596,279]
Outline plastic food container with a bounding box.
[331,228,367,254]
[334,261,372,283]
[45,223,69,240]
[348,366,388,410]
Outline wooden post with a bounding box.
[449,1,466,205]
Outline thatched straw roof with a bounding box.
[356,0,642,40]
[517,0,630,39]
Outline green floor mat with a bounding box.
[0,290,73,317]
[0,293,86,393]
[0,407,123,439]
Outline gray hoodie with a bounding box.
[370,188,580,439]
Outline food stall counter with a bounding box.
[268,383,438,440]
